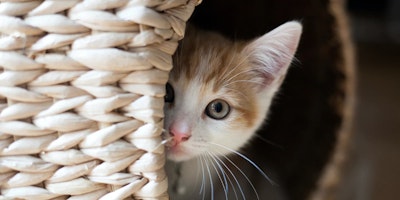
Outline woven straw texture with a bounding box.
[0,0,199,199]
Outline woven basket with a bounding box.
[0,0,199,199]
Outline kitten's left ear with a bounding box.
[243,21,302,87]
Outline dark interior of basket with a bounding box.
[189,0,352,199]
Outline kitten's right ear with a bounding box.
[243,21,302,87]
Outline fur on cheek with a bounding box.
[206,114,255,148]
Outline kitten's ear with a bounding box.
[243,21,302,87]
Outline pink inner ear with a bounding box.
[247,44,295,89]
[244,21,302,88]
[254,65,276,87]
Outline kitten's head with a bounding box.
[164,21,302,162]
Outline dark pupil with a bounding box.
[205,99,230,120]
[213,102,223,113]
[165,83,174,103]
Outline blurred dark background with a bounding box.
[339,0,400,200]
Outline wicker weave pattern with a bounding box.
[0,0,198,199]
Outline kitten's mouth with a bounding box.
[162,134,194,161]
[164,140,193,161]
[167,147,192,162]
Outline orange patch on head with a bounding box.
[171,28,261,128]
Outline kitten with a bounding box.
[164,21,302,199]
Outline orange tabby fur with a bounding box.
[171,28,260,127]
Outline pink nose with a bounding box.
[169,126,191,145]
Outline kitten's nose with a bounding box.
[170,131,191,144]
[169,122,191,145]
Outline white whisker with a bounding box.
[206,152,229,200]
[223,68,255,86]
[223,44,239,75]
[221,51,253,82]
[209,152,245,200]
[224,79,265,88]
[219,153,260,200]
[209,142,276,186]
[254,134,284,150]
[202,155,215,200]
[199,156,206,199]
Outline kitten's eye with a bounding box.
[205,99,230,120]
[165,83,174,103]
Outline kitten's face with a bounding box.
[164,22,302,162]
